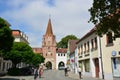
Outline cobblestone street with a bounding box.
[0,70,102,80]
[0,70,120,80]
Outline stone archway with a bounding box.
[58,61,65,70]
[46,61,52,69]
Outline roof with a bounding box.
[68,40,78,55]
[12,30,21,36]
[56,48,67,53]
[32,48,43,54]
[45,18,53,36]
[76,27,96,44]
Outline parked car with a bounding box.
[58,66,65,70]
[20,66,34,76]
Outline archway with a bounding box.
[58,61,65,70]
[46,61,52,69]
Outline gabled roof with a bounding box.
[32,47,43,54]
[45,18,53,36]
[68,40,78,55]
[56,48,67,53]
[76,27,96,44]
[12,30,21,36]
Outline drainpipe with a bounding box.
[99,37,104,79]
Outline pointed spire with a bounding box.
[45,18,53,35]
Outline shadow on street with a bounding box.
[0,78,19,80]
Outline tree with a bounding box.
[4,42,34,67]
[0,17,14,54]
[57,35,78,48]
[32,54,45,67]
[89,0,120,39]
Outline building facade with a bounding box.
[42,19,57,69]
[67,40,78,73]
[12,30,29,44]
[56,48,67,70]
[32,18,68,70]
[76,27,120,80]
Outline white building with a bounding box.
[12,30,29,44]
[67,40,78,73]
[56,48,67,70]
[76,27,120,80]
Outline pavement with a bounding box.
[68,71,120,80]
[0,71,120,80]
[0,71,102,80]
[68,71,103,80]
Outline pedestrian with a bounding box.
[39,67,44,78]
[77,67,82,79]
[34,67,38,80]
[64,67,68,76]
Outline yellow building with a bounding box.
[76,27,120,80]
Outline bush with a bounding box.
[7,68,21,76]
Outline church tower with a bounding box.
[42,18,56,69]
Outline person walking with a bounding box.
[39,67,44,78]
[34,67,39,80]
[64,67,68,76]
[77,67,82,79]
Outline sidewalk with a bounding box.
[0,75,33,80]
[68,71,103,80]
[68,71,120,80]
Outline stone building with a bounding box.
[32,18,67,69]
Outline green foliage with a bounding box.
[4,42,34,67]
[0,18,14,54]
[32,54,45,67]
[57,35,78,48]
[7,68,21,76]
[89,0,120,39]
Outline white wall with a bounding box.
[56,53,67,69]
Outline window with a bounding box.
[106,32,113,46]
[51,53,52,56]
[87,41,89,52]
[58,53,60,56]
[84,59,90,72]
[91,39,94,50]
[84,43,86,53]
[48,47,50,52]
[78,46,80,55]
[94,37,97,49]
[81,45,83,54]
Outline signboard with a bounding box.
[112,51,116,56]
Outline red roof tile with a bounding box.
[56,48,67,53]
[68,40,78,55]
[32,48,43,54]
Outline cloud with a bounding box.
[0,0,94,47]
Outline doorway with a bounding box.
[46,61,52,69]
[58,61,65,70]
[94,58,99,78]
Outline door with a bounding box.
[95,58,99,78]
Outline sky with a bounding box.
[0,0,94,47]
